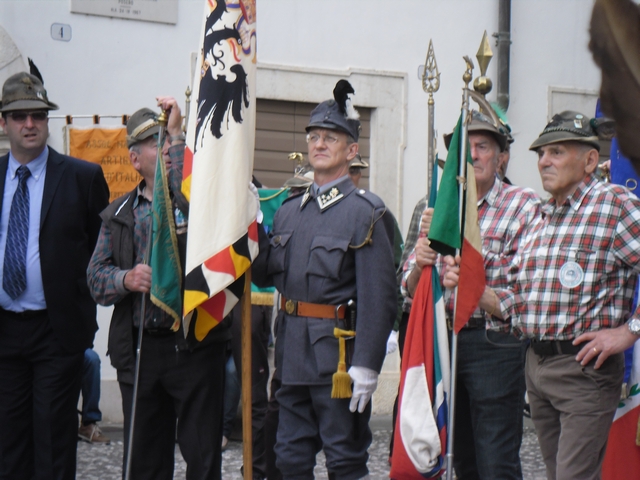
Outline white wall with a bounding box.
[0,0,603,419]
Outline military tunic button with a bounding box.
[359,189,365,194]
[274,235,281,244]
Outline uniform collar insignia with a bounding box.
[317,186,344,211]
[300,186,312,209]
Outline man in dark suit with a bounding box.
[0,72,109,479]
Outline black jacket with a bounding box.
[98,184,230,385]
[0,148,109,353]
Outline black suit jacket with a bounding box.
[0,148,109,353]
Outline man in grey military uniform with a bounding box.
[253,80,397,480]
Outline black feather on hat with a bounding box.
[306,80,362,141]
[28,58,44,84]
[333,80,359,120]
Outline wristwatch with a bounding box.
[169,133,186,144]
[628,318,640,336]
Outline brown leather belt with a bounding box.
[280,296,346,320]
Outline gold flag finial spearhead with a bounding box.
[474,30,494,96]
[476,30,493,76]
[422,39,441,105]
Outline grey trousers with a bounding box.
[525,347,624,480]
[275,383,371,480]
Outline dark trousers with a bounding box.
[275,383,371,480]
[526,348,623,480]
[120,333,226,480]
[0,313,83,480]
[265,375,282,480]
[453,329,526,480]
[231,304,270,479]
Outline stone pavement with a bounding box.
[76,416,546,479]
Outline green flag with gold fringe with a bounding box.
[149,144,182,330]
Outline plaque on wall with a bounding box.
[70,0,178,25]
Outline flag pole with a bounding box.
[422,39,441,192]
[242,271,253,480]
[124,110,168,480]
[444,57,474,480]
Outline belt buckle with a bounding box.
[285,299,296,315]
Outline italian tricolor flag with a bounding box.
[428,114,485,333]
[602,340,640,479]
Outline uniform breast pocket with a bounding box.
[307,235,350,280]
[267,231,292,276]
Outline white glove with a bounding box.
[386,330,399,355]
[348,366,378,413]
[249,182,263,223]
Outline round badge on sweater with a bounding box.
[559,261,584,289]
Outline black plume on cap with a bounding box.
[306,80,361,141]
[28,58,43,84]
[333,80,355,116]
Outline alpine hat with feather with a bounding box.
[306,80,361,141]
[529,111,601,151]
[0,71,58,113]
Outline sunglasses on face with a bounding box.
[6,111,48,123]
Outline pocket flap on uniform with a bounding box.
[307,236,350,279]
[310,235,349,253]
[307,320,337,345]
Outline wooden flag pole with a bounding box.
[242,271,253,480]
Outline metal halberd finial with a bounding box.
[422,39,441,106]
[473,30,493,96]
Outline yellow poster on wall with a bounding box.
[64,126,141,202]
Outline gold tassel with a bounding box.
[332,327,356,398]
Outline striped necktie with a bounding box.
[3,165,31,299]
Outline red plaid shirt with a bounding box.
[403,177,540,331]
[496,174,640,340]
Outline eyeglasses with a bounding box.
[306,132,341,145]
[6,111,48,123]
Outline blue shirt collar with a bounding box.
[8,146,48,181]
